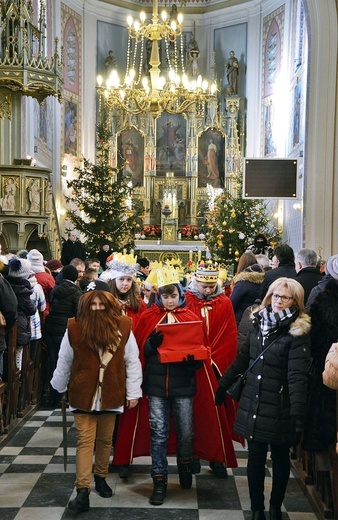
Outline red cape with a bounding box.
[112,304,238,467]
[124,297,147,331]
[185,291,243,445]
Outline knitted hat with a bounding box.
[62,265,78,282]
[8,258,31,279]
[195,262,219,283]
[45,259,63,271]
[86,280,111,292]
[100,260,137,282]
[326,254,338,280]
[27,249,45,273]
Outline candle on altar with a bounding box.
[189,250,193,261]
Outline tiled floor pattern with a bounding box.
[0,408,319,520]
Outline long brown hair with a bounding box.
[108,278,141,312]
[77,290,123,353]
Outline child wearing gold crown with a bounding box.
[185,261,240,477]
[112,266,238,505]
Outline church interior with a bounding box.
[0,0,337,518]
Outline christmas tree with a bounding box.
[205,173,281,264]
[65,119,143,255]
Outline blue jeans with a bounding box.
[148,395,194,477]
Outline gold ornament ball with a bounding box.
[91,218,96,223]
[79,204,84,211]
[108,210,113,215]
[71,191,76,195]
[244,212,249,216]
[100,230,104,235]
[121,198,126,203]
[94,181,99,187]
[255,211,260,216]
[107,186,112,191]
[251,224,255,228]
[222,221,227,226]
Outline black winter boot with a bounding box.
[178,461,192,489]
[251,511,266,520]
[269,504,282,520]
[94,475,113,497]
[68,488,90,513]
[149,474,167,505]
[118,464,131,479]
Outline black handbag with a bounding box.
[226,334,281,401]
[226,373,246,401]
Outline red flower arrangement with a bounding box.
[180,224,199,239]
[142,225,162,238]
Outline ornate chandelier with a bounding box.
[97,0,217,118]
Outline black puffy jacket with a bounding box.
[43,280,82,337]
[219,309,311,444]
[5,276,36,346]
[143,338,202,398]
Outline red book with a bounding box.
[156,321,209,363]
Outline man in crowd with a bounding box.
[295,248,323,303]
[61,231,86,266]
[260,244,297,299]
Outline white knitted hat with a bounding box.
[8,258,31,279]
[27,249,45,273]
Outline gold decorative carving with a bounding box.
[0,92,12,119]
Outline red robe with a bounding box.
[112,304,238,468]
[122,297,147,331]
[185,290,243,445]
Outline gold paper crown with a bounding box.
[218,268,228,281]
[149,260,163,271]
[195,262,220,283]
[149,267,180,289]
[107,252,137,265]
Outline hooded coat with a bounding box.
[219,309,311,445]
[5,275,36,345]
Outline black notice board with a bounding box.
[243,158,298,199]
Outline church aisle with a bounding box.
[0,408,318,520]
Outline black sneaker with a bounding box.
[190,458,201,474]
[178,461,192,489]
[119,464,131,479]
[209,461,228,478]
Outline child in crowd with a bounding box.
[112,267,237,506]
[100,255,146,330]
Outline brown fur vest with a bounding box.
[67,315,132,410]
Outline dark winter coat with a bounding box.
[143,338,202,398]
[302,279,338,452]
[5,276,36,346]
[0,273,18,352]
[230,271,265,325]
[43,280,82,337]
[237,299,261,351]
[61,239,86,265]
[305,273,333,313]
[219,309,311,444]
[260,263,297,300]
[296,266,323,303]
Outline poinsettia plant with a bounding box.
[141,225,162,238]
[179,224,199,239]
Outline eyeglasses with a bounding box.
[272,293,293,303]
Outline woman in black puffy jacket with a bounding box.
[215,277,311,520]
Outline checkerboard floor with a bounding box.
[0,408,318,520]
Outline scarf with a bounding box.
[258,304,298,336]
